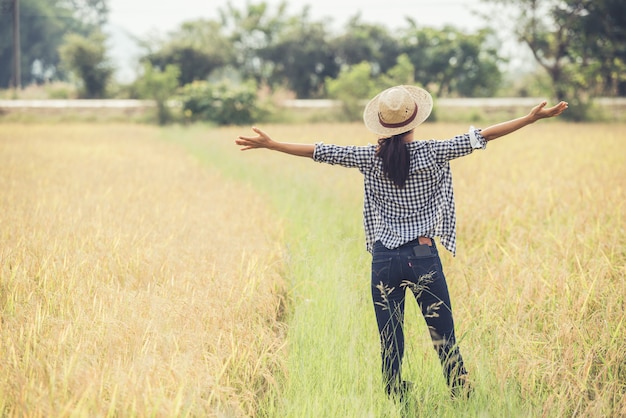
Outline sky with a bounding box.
[108,0,489,35]
[105,0,517,82]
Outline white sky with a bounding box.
[108,0,489,36]
[105,0,526,82]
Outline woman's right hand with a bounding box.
[236,127,275,151]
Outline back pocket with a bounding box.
[372,256,392,283]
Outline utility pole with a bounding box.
[12,0,21,90]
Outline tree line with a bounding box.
[0,0,108,88]
[485,0,626,120]
[1,0,624,121]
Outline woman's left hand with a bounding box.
[529,101,569,121]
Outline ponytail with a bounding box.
[376,132,410,188]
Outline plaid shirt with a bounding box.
[313,128,487,255]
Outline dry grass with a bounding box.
[1,121,624,417]
[448,122,626,416]
[187,121,625,417]
[0,124,286,416]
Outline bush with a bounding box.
[326,55,416,121]
[135,63,181,125]
[326,62,377,121]
[179,80,261,125]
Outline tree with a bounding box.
[378,53,415,88]
[326,61,377,120]
[218,1,292,87]
[212,1,341,97]
[567,0,626,96]
[135,63,180,125]
[0,0,109,88]
[327,55,417,120]
[331,16,401,76]
[483,0,626,118]
[261,17,338,98]
[59,0,108,27]
[140,19,233,86]
[399,22,503,97]
[59,31,113,98]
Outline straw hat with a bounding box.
[363,85,433,137]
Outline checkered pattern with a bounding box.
[313,128,487,255]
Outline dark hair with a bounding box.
[376,132,411,188]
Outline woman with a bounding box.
[235,85,568,399]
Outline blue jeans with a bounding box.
[371,238,468,394]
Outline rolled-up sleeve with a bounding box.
[431,127,487,163]
[313,143,375,170]
[469,126,487,150]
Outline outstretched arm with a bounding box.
[236,127,315,158]
[481,100,568,142]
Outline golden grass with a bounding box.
[1,121,624,417]
[447,122,626,416]
[194,121,626,416]
[0,124,286,416]
[327,122,626,416]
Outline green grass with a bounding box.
[164,122,626,417]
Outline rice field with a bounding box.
[0,124,286,416]
[1,121,625,417]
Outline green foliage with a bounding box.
[62,0,108,27]
[326,62,377,121]
[140,19,232,86]
[139,2,507,100]
[326,55,417,121]
[58,31,113,98]
[218,1,291,87]
[400,24,503,97]
[332,16,401,76]
[135,63,180,125]
[261,19,338,98]
[378,53,415,88]
[179,80,260,125]
[0,0,109,88]
[556,0,626,97]
[483,0,626,119]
